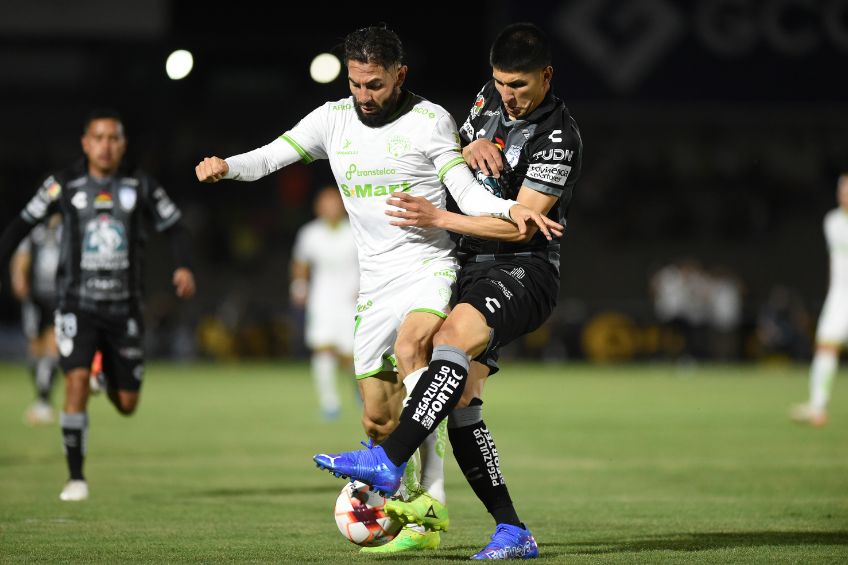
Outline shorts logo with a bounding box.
[507,267,525,280]
[55,312,78,357]
[127,318,139,337]
[485,297,501,314]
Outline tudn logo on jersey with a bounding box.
[81,215,129,271]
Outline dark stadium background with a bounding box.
[1,0,846,362]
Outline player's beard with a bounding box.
[354,89,401,128]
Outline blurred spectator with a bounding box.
[706,266,744,361]
[756,285,811,361]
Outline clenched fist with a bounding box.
[195,157,229,183]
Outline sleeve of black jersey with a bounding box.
[142,173,183,233]
[457,82,492,147]
[522,114,583,206]
[163,222,194,271]
[0,217,36,272]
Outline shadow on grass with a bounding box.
[562,531,848,555]
[192,484,336,497]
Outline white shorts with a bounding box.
[305,301,356,355]
[353,257,458,378]
[816,290,848,345]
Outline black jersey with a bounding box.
[20,159,182,314]
[454,80,582,271]
[16,218,62,302]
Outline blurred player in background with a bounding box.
[196,24,559,554]
[792,172,848,427]
[316,22,581,560]
[290,186,359,420]
[0,108,196,501]
[10,213,62,425]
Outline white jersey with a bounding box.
[824,208,848,290]
[292,218,359,315]
[284,94,470,290]
[225,92,516,295]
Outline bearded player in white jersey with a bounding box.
[196,25,562,553]
[792,172,848,427]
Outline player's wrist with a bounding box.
[290,278,308,302]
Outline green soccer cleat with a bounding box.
[360,524,440,554]
[385,490,450,532]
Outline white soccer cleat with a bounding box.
[59,480,89,501]
[789,403,828,427]
[24,400,56,426]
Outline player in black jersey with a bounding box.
[314,23,581,559]
[10,213,62,425]
[0,109,196,502]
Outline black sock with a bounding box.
[60,412,87,481]
[380,345,469,466]
[448,402,521,527]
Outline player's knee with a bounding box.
[394,335,429,375]
[112,394,139,416]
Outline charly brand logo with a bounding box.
[336,138,357,155]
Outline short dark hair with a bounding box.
[490,22,551,72]
[83,108,123,134]
[343,25,404,69]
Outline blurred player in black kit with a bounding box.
[315,22,582,560]
[10,213,62,425]
[0,109,196,501]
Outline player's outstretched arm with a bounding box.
[197,137,304,183]
[387,188,562,242]
[195,157,229,183]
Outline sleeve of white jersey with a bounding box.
[426,114,516,220]
[225,105,330,181]
[292,224,310,263]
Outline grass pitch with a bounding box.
[1,361,846,564]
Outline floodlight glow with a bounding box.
[166,50,194,80]
[310,53,341,84]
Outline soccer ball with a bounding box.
[334,481,401,546]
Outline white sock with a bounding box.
[402,367,446,505]
[311,351,340,415]
[419,419,447,504]
[810,349,838,412]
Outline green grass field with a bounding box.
[1,361,846,564]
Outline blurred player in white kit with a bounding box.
[792,172,848,427]
[290,186,359,420]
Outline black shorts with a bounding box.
[21,298,56,339]
[456,257,559,373]
[54,306,145,392]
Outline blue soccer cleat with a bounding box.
[313,443,406,497]
[471,523,539,560]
